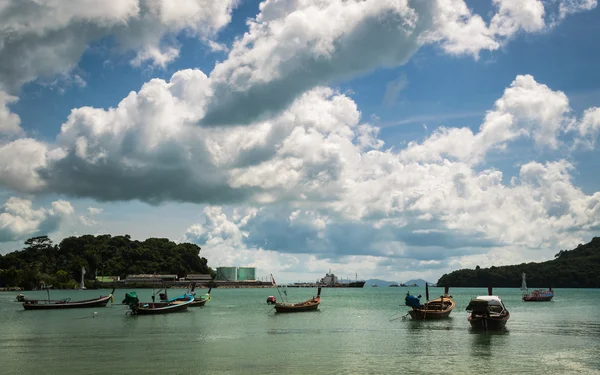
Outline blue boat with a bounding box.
[123,292,194,315]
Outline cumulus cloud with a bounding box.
[400,74,572,164]
[80,207,103,227]
[199,0,589,126]
[0,90,23,137]
[0,197,74,242]
[0,0,236,92]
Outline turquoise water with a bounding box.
[1,287,599,374]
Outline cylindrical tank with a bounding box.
[216,267,237,281]
[237,267,256,281]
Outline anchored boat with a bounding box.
[466,287,510,331]
[159,283,212,307]
[274,287,321,313]
[521,272,553,302]
[122,291,193,315]
[405,284,455,320]
[22,287,115,310]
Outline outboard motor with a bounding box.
[404,292,423,309]
[266,296,277,305]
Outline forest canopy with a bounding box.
[0,234,213,289]
[436,237,600,288]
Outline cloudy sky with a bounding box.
[1,0,599,283]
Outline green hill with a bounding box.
[436,237,600,288]
[0,235,214,289]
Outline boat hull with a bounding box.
[275,303,319,313]
[522,296,553,301]
[468,314,509,330]
[132,302,190,315]
[275,295,321,313]
[22,295,112,310]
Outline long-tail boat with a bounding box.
[405,284,455,320]
[274,287,321,313]
[159,283,211,307]
[466,287,510,331]
[122,291,193,315]
[22,288,115,310]
[521,272,554,301]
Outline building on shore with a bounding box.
[184,274,213,283]
[96,276,120,282]
[126,274,178,282]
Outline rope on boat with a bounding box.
[389,313,411,322]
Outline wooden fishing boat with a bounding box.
[22,288,115,310]
[159,285,212,307]
[466,287,510,331]
[521,272,553,301]
[405,284,455,320]
[274,287,321,313]
[122,291,193,315]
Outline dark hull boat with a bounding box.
[274,287,321,313]
[406,284,455,320]
[22,289,115,310]
[466,287,510,331]
[123,292,193,315]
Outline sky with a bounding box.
[1,0,600,283]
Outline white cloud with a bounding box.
[87,207,103,216]
[0,90,23,137]
[558,0,598,19]
[200,0,592,126]
[399,74,572,164]
[383,73,408,106]
[0,0,236,92]
[0,197,74,242]
[571,107,600,148]
[489,0,546,38]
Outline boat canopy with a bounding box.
[473,295,503,305]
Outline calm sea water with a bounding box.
[1,287,599,374]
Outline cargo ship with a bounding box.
[289,270,365,288]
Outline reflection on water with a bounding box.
[469,330,509,359]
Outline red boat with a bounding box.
[521,273,553,301]
[22,288,115,310]
[523,288,554,301]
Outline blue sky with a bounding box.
[1,0,600,282]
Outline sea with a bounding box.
[1,287,599,374]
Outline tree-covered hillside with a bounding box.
[0,235,214,289]
[437,237,600,288]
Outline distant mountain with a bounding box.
[366,278,433,287]
[365,279,395,286]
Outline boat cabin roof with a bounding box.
[474,295,503,305]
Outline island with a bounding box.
[0,235,214,290]
[437,237,600,288]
